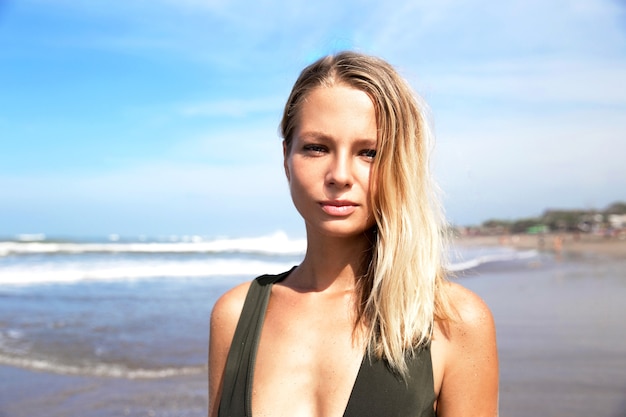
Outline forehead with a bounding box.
[296,85,377,139]
[301,84,373,110]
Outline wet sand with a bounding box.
[458,248,626,417]
[0,365,207,417]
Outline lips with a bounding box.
[319,200,358,216]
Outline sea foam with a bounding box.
[0,352,206,379]
[0,258,297,286]
[0,231,307,257]
[0,231,539,286]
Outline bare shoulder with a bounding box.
[208,281,252,417]
[445,281,495,332]
[437,281,497,362]
[210,280,252,329]
[433,281,499,417]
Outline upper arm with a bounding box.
[435,283,499,417]
[208,282,251,417]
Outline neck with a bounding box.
[290,229,373,293]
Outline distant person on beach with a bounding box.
[209,52,498,417]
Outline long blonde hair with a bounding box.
[281,51,451,377]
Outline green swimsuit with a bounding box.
[217,269,437,417]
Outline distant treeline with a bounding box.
[476,201,626,234]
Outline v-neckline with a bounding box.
[245,277,367,417]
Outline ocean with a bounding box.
[0,232,553,416]
[0,232,307,379]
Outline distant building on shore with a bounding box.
[465,201,626,236]
[608,214,626,230]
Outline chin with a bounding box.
[309,221,375,239]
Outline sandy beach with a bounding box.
[456,234,626,417]
[455,231,626,260]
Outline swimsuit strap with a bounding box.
[218,267,436,417]
[218,270,292,417]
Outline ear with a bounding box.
[283,140,290,181]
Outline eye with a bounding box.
[360,149,377,159]
[303,144,327,155]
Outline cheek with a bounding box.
[365,169,378,214]
[360,164,375,194]
[283,144,292,181]
[368,168,377,195]
[286,158,306,194]
[289,164,312,194]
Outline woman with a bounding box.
[209,51,498,417]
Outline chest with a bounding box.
[217,277,436,417]
[252,288,363,417]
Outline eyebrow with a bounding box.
[298,131,377,146]
[298,131,330,141]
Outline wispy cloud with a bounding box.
[18,0,369,67]
[0,157,296,235]
[425,58,626,106]
[178,96,285,118]
[2,0,625,234]
[144,116,285,166]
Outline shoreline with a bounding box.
[0,364,207,417]
[1,244,625,416]
[454,232,626,260]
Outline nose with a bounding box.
[326,152,352,189]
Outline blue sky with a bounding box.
[1,0,625,238]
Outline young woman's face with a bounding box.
[284,84,378,239]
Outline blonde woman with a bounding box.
[209,51,498,417]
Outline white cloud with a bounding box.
[424,58,626,106]
[18,0,368,67]
[5,0,626,233]
[407,0,619,50]
[434,105,626,223]
[0,157,297,236]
